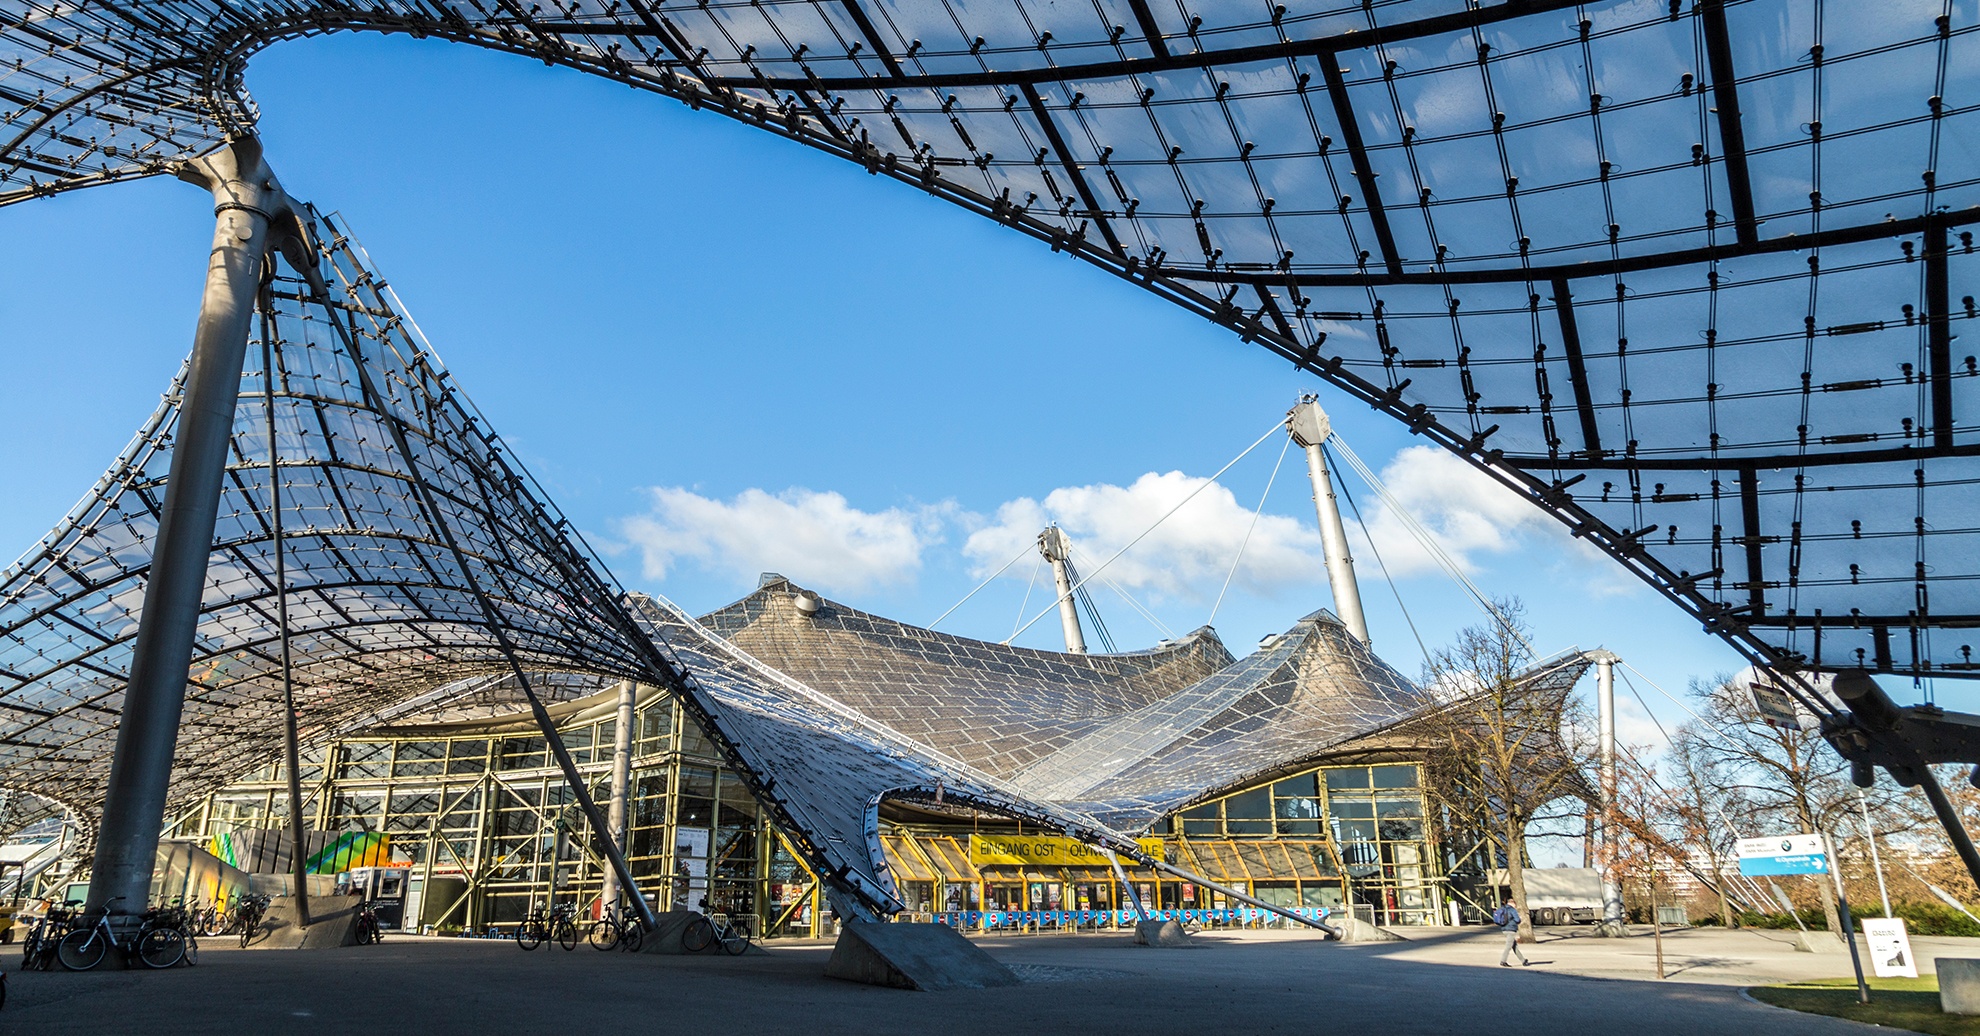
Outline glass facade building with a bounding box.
[176,683,1466,936]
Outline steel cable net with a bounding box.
[693,579,1591,834]
[0,211,659,817]
[6,0,1977,685]
[0,209,1603,917]
[0,212,1197,913]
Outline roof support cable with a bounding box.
[1003,416,1283,644]
[1068,544,1174,641]
[1600,672,1770,913]
[1207,432,1291,629]
[258,286,314,929]
[1094,570,1176,641]
[296,232,662,935]
[1328,444,1431,669]
[1011,552,1043,640]
[926,539,1033,630]
[1326,432,1531,655]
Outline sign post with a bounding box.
[1738,833,1870,1004]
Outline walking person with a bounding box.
[1493,896,1529,967]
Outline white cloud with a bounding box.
[617,487,942,594]
[1345,445,1553,577]
[962,471,1326,602]
[1345,446,1631,596]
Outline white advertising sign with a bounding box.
[1863,917,1918,978]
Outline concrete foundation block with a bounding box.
[824,921,1021,991]
[1134,919,1193,947]
[1941,959,1980,1015]
[1335,917,1403,943]
[252,894,364,949]
[1793,930,1842,954]
[636,911,704,954]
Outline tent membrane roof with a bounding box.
[5,0,1975,693]
[0,210,1533,911]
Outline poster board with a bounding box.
[1863,917,1919,978]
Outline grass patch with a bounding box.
[1749,976,1980,1035]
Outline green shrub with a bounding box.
[1881,903,1980,938]
[1736,908,1827,931]
[1731,902,1980,937]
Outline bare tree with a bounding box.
[1417,600,1591,943]
[1672,675,1915,940]
[1664,735,1745,926]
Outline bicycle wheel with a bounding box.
[620,925,643,953]
[588,919,619,950]
[182,932,199,967]
[18,930,38,971]
[238,914,257,949]
[555,920,578,951]
[515,921,543,951]
[680,917,715,953]
[719,924,750,956]
[137,927,187,969]
[55,929,108,972]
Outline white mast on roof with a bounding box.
[1037,525,1087,654]
[1287,396,1371,646]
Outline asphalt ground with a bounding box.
[1,924,1958,1034]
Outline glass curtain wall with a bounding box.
[1172,761,1437,925]
[176,691,800,937]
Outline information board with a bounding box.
[1736,834,1829,876]
[1749,683,1803,730]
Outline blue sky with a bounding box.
[0,35,1754,770]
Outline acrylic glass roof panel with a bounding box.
[700,579,1235,777]
[4,0,1978,690]
[626,593,1159,911]
[0,211,658,816]
[1040,613,1440,832]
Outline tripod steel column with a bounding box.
[85,138,300,914]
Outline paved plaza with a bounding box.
[4,925,1950,1034]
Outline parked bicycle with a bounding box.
[231,892,271,948]
[514,903,578,951]
[55,897,194,970]
[681,901,751,955]
[354,902,383,945]
[187,898,219,939]
[18,900,80,971]
[586,906,645,952]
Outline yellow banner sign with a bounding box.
[968,834,1165,868]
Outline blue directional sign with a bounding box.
[1737,834,1829,876]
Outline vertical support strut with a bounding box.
[1590,650,1626,936]
[599,680,637,911]
[1927,216,1955,449]
[261,301,312,927]
[1700,0,1759,248]
[1551,277,1604,459]
[86,138,296,916]
[1738,467,1766,615]
[1286,396,1370,645]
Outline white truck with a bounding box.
[1487,867,1604,926]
